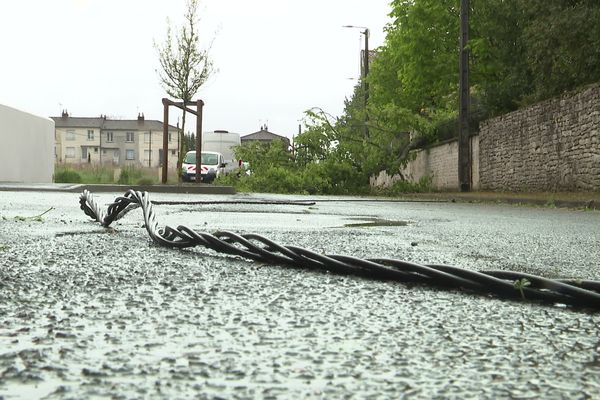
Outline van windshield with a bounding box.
[184,152,219,165]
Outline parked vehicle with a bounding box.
[181,151,226,183]
[201,130,240,174]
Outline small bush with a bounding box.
[215,161,372,195]
[54,168,82,183]
[79,165,114,184]
[378,175,433,196]
[118,165,144,185]
[136,177,156,186]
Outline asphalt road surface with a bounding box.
[1,190,599,399]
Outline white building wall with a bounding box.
[370,135,480,191]
[0,104,54,183]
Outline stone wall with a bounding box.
[370,135,479,191]
[479,83,600,191]
[0,104,54,183]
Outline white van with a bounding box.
[181,151,225,183]
[201,130,240,173]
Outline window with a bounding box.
[94,147,98,153]
[171,150,176,155]
[66,147,75,158]
[168,132,172,142]
[87,130,94,140]
[126,149,135,160]
[106,132,114,142]
[66,130,75,140]
[126,132,134,142]
[82,147,88,159]
[144,132,151,143]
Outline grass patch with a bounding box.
[374,176,433,196]
[54,167,82,183]
[54,164,159,185]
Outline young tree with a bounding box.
[155,0,214,178]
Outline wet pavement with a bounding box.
[1,190,599,399]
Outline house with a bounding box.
[240,125,291,149]
[52,111,179,169]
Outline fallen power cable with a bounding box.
[79,189,600,311]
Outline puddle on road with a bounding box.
[342,218,409,228]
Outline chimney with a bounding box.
[61,109,69,118]
[138,113,145,122]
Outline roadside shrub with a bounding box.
[136,177,156,186]
[54,167,82,183]
[118,165,144,185]
[79,165,114,184]
[216,160,372,195]
[299,164,332,195]
[248,166,303,194]
[378,175,433,196]
[215,170,251,191]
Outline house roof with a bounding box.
[102,119,174,131]
[241,129,289,143]
[51,116,177,131]
[51,117,103,129]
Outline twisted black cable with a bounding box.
[79,189,600,310]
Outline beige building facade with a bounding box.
[53,112,179,170]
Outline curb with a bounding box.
[400,193,600,210]
[0,183,236,195]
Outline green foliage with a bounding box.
[117,165,158,185]
[514,278,531,300]
[54,164,157,185]
[375,176,433,196]
[118,165,144,185]
[217,139,369,195]
[55,164,114,184]
[155,0,215,181]
[54,167,82,183]
[136,177,157,186]
[79,166,115,184]
[230,0,600,196]
[367,0,600,148]
[468,0,532,115]
[519,0,600,102]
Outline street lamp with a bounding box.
[342,25,369,99]
[343,25,370,136]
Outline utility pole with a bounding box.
[99,128,103,164]
[195,99,204,183]
[458,0,471,192]
[148,130,152,168]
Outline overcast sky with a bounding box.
[0,0,391,139]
